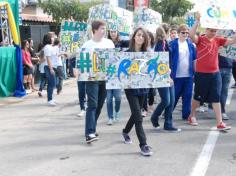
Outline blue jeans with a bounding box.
[220,68,232,113]
[77,81,86,111]
[174,77,193,120]
[39,73,46,92]
[106,89,122,119]
[85,81,106,136]
[151,86,175,129]
[44,66,56,101]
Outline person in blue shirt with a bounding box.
[169,24,196,120]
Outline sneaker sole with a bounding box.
[140,151,153,156]
[124,141,132,144]
[86,137,98,144]
[217,126,231,131]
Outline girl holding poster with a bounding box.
[122,27,152,156]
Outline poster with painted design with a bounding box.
[133,8,162,34]
[60,21,87,53]
[88,4,133,35]
[218,30,236,59]
[185,12,196,28]
[106,52,170,89]
[76,48,119,81]
[198,0,236,30]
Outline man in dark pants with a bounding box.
[78,20,115,143]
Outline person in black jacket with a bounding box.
[122,27,152,156]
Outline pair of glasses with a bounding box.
[180,31,189,35]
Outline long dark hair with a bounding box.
[129,27,149,52]
[43,33,52,46]
[108,30,120,43]
[21,40,29,50]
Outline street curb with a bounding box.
[0,78,76,106]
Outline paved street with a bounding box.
[0,80,235,176]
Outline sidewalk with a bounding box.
[0,78,76,107]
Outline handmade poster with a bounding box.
[76,49,170,89]
[218,30,236,59]
[133,8,162,34]
[60,21,87,53]
[198,0,236,30]
[76,48,118,81]
[88,4,133,35]
[185,12,196,28]
[106,51,170,89]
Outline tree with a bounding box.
[150,0,194,24]
[38,0,103,23]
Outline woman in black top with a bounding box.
[122,27,152,156]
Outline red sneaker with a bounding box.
[217,122,231,131]
[188,116,198,126]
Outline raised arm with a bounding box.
[189,12,201,44]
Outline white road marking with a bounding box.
[190,128,219,176]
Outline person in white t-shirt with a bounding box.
[53,38,68,94]
[43,33,57,106]
[169,24,196,120]
[78,20,115,143]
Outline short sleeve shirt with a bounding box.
[196,35,227,73]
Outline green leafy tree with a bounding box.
[150,0,194,24]
[38,0,103,23]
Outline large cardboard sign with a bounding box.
[198,0,236,30]
[76,49,170,89]
[60,21,87,53]
[218,30,236,59]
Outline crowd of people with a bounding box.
[19,13,236,157]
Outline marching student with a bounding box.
[78,20,115,143]
[188,12,236,130]
[122,27,152,156]
[169,24,196,121]
[106,29,129,125]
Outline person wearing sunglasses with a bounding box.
[169,24,196,121]
[188,12,236,130]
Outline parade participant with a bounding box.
[188,12,236,130]
[150,26,181,132]
[79,20,115,143]
[142,31,155,117]
[122,27,152,156]
[169,24,196,121]
[22,40,33,94]
[170,26,178,41]
[106,30,129,125]
[218,54,234,120]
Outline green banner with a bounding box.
[0,47,17,97]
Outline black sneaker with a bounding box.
[164,127,182,132]
[122,132,132,144]
[86,134,98,144]
[140,145,153,156]
[151,118,160,129]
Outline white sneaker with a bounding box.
[222,113,229,120]
[107,119,113,125]
[48,100,56,106]
[77,110,86,117]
